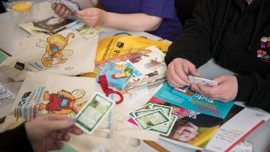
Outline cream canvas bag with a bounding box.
[0,29,98,81]
[2,72,159,152]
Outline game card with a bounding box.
[152,104,172,117]
[134,110,170,130]
[133,108,162,118]
[150,115,177,136]
[188,76,217,87]
[75,92,115,134]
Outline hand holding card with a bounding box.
[50,0,81,13]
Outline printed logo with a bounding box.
[257,36,270,62]
[14,62,25,71]
[257,50,270,62]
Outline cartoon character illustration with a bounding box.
[38,89,86,115]
[36,32,75,67]
[111,64,133,79]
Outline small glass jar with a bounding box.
[10,1,33,25]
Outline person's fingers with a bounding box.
[188,66,200,78]
[51,3,57,9]
[46,114,70,121]
[57,5,69,17]
[212,76,226,84]
[174,65,189,85]
[167,62,189,87]
[166,68,181,87]
[76,9,88,16]
[56,132,70,141]
[37,115,74,132]
[55,141,64,150]
[69,126,83,135]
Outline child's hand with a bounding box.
[51,3,72,18]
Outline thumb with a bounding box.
[212,76,225,83]
[76,9,85,15]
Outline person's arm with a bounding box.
[105,12,162,32]
[0,115,82,152]
[165,0,217,68]
[76,9,162,32]
[236,73,270,113]
[25,114,82,152]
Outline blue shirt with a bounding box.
[99,0,182,41]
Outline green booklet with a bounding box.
[0,48,10,64]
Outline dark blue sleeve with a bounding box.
[141,0,177,19]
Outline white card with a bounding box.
[188,76,217,87]
[75,92,115,134]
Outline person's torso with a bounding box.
[99,0,182,41]
[211,0,270,74]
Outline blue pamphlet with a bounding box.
[151,82,235,119]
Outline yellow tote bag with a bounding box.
[80,35,170,78]
[95,35,171,63]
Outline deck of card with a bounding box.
[128,103,177,136]
[75,92,115,134]
[188,76,217,87]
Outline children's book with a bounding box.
[96,46,167,91]
[151,82,235,119]
[96,62,133,90]
[129,88,244,150]
[146,83,270,151]
[158,104,245,150]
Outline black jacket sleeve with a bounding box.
[165,0,217,67]
[0,124,34,152]
[236,73,270,112]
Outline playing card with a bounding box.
[134,110,170,130]
[75,92,115,134]
[188,76,217,87]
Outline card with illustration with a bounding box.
[150,115,177,136]
[134,110,170,130]
[152,104,172,117]
[133,108,162,118]
[75,92,115,134]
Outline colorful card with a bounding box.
[75,92,115,134]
